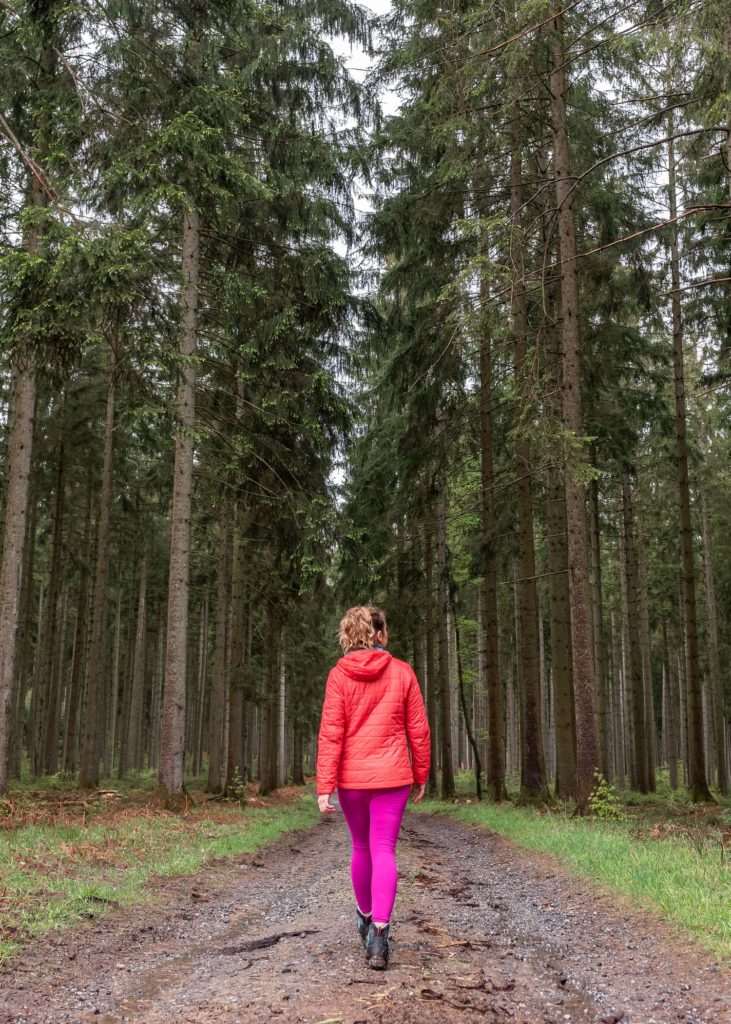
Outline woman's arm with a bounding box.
[405,669,431,787]
[316,671,345,803]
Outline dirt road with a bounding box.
[0,807,727,1024]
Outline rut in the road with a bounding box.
[0,809,727,1024]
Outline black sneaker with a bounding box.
[356,908,372,948]
[366,922,391,970]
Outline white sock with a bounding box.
[357,906,371,918]
[373,921,388,930]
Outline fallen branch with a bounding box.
[218,928,317,954]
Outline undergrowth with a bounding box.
[417,793,730,962]
[0,788,317,964]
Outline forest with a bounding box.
[0,0,729,816]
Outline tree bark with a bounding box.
[225,521,246,793]
[0,343,37,789]
[126,555,148,774]
[510,117,547,802]
[62,478,92,773]
[44,578,68,776]
[0,15,57,791]
[9,493,37,781]
[35,439,66,775]
[79,346,117,789]
[621,472,649,793]
[259,602,279,796]
[436,414,455,799]
[192,594,208,777]
[549,7,600,808]
[588,476,610,780]
[636,508,657,792]
[159,205,200,802]
[475,585,489,780]
[105,589,122,778]
[700,489,728,794]
[424,512,439,795]
[667,128,711,801]
[478,299,506,801]
[662,620,679,789]
[207,502,229,792]
[610,609,625,788]
[277,641,287,787]
[449,580,482,799]
[148,610,165,770]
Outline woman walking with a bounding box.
[317,606,430,970]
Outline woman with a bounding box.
[317,606,431,970]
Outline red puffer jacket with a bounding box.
[316,648,431,794]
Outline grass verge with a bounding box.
[0,787,318,965]
[416,798,730,962]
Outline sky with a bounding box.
[331,0,400,116]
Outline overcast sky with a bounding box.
[331,0,398,114]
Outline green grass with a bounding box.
[416,796,730,962]
[0,791,318,964]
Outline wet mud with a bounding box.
[0,807,727,1023]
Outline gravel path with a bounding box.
[0,806,727,1024]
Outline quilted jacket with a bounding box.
[316,648,431,794]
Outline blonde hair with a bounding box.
[338,606,387,653]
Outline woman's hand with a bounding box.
[411,783,426,804]
[318,793,335,814]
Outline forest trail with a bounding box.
[0,808,727,1024]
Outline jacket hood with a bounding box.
[337,648,393,682]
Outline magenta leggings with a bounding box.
[337,785,411,924]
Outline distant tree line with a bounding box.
[0,0,370,799]
[341,0,730,806]
[0,0,729,808]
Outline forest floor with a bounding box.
[0,799,728,1024]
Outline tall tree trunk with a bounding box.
[636,508,657,792]
[547,465,575,798]
[588,477,610,780]
[44,579,68,776]
[478,301,506,801]
[0,10,57,790]
[549,7,600,807]
[159,206,200,802]
[610,609,625,788]
[510,118,547,802]
[9,494,37,780]
[35,439,66,774]
[667,129,711,801]
[79,346,117,789]
[148,610,165,770]
[277,641,287,787]
[475,585,489,781]
[292,717,305,786]
[117,582,137,778]
[544,266,576,799]
[105,589,122,778]
[662,620,679,790]
[449,580,482,799]
[193,594,208,777]
[62,478,92,773]
[621,472,649,793]
[436,415,454,799]
[424,512,439,795]
[127,555,148,773]
[207,502,229,792]
[0,339,40,788]
[225,522,246,793]
[700,489,727,794]
[259,602,279,796]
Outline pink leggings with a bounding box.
[337,785,411,924]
